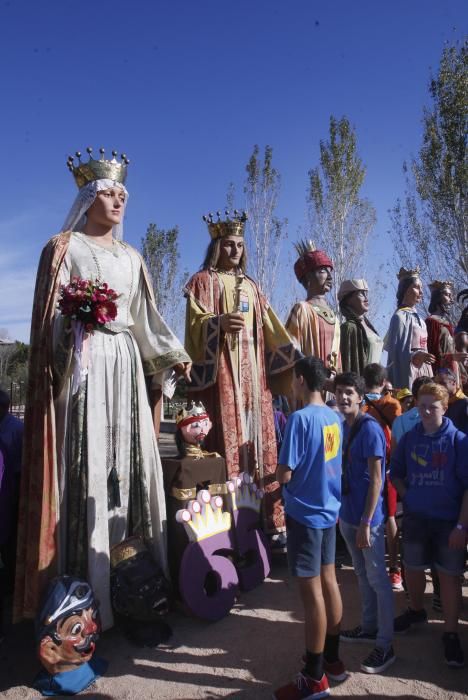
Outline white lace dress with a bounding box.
[53,232,189,628]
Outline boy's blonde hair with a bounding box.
[417,382,449,409]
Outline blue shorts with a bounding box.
[403,513,466,576]
[286,515,336,577]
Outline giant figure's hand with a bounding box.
[451,352,468,365]
[220,313,245,334]
[174,362,192,383]
[411,350,435,368]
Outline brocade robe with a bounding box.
[14,232,190,627]
[285,301,341,372]
[426,314,457,377]
[184,269,300,534]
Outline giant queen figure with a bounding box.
[14,148,191,629]
[184,211,300,536]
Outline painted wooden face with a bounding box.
[39,604,100,675]
[180,416,212,445]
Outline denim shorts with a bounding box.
[286,515,336,577]
[403,513,466,576]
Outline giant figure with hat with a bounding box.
[286,241,340,392]
[338,278,383,374]
[14,148,191,628]
[184,211,300,536]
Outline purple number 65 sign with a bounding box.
[176,475,271,621]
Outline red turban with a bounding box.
[294,250,334,282]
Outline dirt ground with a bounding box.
[1,561,467,699]
[1,431,466,699]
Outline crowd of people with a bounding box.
[0,149,467,698]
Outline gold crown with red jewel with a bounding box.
[67,147,130,189]
[203,210,248,239]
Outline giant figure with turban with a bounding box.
[286,242,340,395]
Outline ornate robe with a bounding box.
[14,232,190,627]
[285,300,341,371]
[184,269,300,534]
[426,314,457,376]
[384,307,433,390]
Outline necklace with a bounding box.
[73,233,135,327]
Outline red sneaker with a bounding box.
[323,658,348,682]
[389,570,404,591]
[273,672,330,699]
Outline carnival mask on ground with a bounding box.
[34,576,107,695]
[110,536,171,647]
[175,401,216,458]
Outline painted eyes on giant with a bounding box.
[100,191,126,203]
[70,622,83,635]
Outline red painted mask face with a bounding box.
[180,416,212,445]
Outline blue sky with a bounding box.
[0,0,465,341]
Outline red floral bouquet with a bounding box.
[58,277,119,332]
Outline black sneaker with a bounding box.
[443,632,465,668]
[361,646,396,674]
[340,625,377,643]
[394,608,428,634]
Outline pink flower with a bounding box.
[93,301,118,325]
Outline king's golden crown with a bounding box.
[203,210,248,240]
[429,279,453,291]
[397,265,421,281]
[67,147,130,189]
[175,401,208,426]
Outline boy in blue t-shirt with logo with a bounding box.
[273,357,345,700]
[335,372,395,676]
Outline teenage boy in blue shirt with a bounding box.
[335,372,396,675]
[391,381,468,668]
[273,357,345,700]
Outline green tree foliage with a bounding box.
[141,224,187,340]
[244,145,288,310]
[391,41,467,296]
[307,116,376,308]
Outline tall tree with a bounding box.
[307,116,376,309]
[391,40,467,296]
[141,224,187,340]
[244,145,288,310]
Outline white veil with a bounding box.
[61,178,129,241]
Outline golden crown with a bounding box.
[203,210,248,240]
[429,279,453,291]
[67,147,129,189]
[175,490,231,542]
[293,239,316,257]
[227,472,263,515]
[397,265,421,281]
[175,401,208,426]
